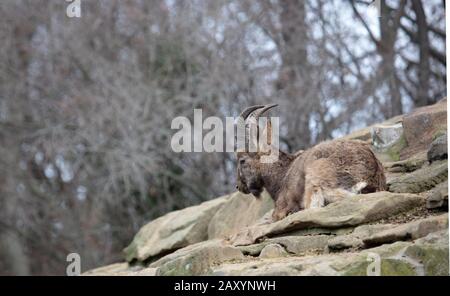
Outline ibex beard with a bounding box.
[236,104,387,222]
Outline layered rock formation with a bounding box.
[85,99,448,276]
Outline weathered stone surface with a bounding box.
[328,224,393,251]
[384,152,427,173]
[212,254,344,276]
[372,123,404,151]
[426,181,448,209]
[212,241,417,276]
[342,115,403,143]
[428,133,448,163]
[231,192,423,246]
[342,127,372,142]
[96,229,448,276]
[337,231,449,276]
[403,230,449,276]
[388,160,448,193]
[337,242,418,276]
[213,230,449,276]
[267,235,330,255]
[238,235,330,256]
[208,191,273,239]
[149,239,244,276]
[363,214,448,247]
[401,99,447,159]
[82,263,157,276]
[281,227,354,237]
[259,244,288,258]
[123,196,230,262]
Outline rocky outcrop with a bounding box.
[372,123,404,151]
[85,100,448,276]
[384,152,428,173]
[401,98,447,159]
[208,191,274,239]
[426,181,448,209]
[327,224,394,251]
[428,133,448,163]
[123,191,274,263]
[123,196,230,262]
[230,192,423,246]
[363,214,448,247]
[259,244,289,258]
[238,235,331,257]
[342,115,403,143]
[149,240,244,276]
[388,160,447,193]
[212,231,448,276]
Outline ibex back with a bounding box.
[236,104,387,222]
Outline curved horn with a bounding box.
[236,105,265,152]
[252,104,278,149]
[253,104,278,123]
[239,105,266,121]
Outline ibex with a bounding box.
[236,104,387,222]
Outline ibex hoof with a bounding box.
[272,210,288,222]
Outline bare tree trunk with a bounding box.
[278,0,312,149]
[378,0,405,117]
[411,0,431,107]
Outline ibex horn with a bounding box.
[236,104,278,151]
[239,105,266,121]
[236,105,265,152]
[253,104,278,123]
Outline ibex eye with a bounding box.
[239,159,246,164]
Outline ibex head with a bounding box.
[235,104,285,198]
